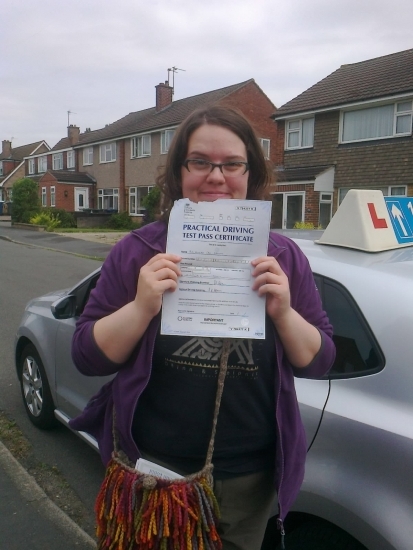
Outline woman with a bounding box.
[70,106,335,550]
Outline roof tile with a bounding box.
[51,80,254,149]
[275,48,413,117]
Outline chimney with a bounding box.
[155,81,173,112]
[67,125,80,145]
[2,140,12,157]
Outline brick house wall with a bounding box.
[38,173,75,211]
[78,143,119,190]
[274,111,413,225]
[218,81,278,164]
[279,111,413,189]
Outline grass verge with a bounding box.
[0,410,96,537]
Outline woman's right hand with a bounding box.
[135,253,182,319]
[93,253,181,364]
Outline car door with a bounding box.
[295,274,384,448]
[53,271,114,419]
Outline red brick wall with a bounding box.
[218,81,278,165]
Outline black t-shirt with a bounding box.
[132,319,277,478]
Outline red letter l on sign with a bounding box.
[368,203,388,229]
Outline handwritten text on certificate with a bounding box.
[161,199,272,339]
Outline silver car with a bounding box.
[14,191,413,550]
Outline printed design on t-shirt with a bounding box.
[166,337,258,379]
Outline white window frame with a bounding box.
[67,150,75,169]
[98,188,119,211]
[285,118,314,150]
[129,186,153,216]
[260,138,271,160]
[338,185,407,205]
[52,153,63,170]
[99,142,117,163]
[41,187,47,207]
[50,186,56,207]
[161,129,175,154]
[0,161,3,176]
[83,147,93,166]
[131,134,151,158]
[28,158,36,174]
[38,156,47,173]
[319,193,333,228]
[340,100,413,144]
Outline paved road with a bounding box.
[0,222,115,549]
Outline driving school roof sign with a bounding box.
[317,190,413,252]
[384,197,413,244]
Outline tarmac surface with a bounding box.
[0,218,124,549]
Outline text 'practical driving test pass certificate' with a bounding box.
[161,199,272,339]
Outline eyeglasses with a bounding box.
[182,159,249,177]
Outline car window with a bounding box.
[314,274,385,379]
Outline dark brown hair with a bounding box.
[156,105,273,220]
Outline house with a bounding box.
[0,140,50,203]
[272,48,413,229]
[24,125,96,212]
[28,78,277,216]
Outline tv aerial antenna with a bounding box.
[67,110,77,126]
[167,67,186,97]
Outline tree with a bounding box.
[141,186,161,224]
[11,178,40,223]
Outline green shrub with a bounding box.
[293,221,322,230]
[42,207,76,228]
[142,186,161,224]
[30,212,61,231]
[11,178,40,223]
[105,211,134,230]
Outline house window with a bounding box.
[83,147,93,166]
[129,186,153,215]
[100,142,117,163]
[28,158,36,174]
[50,186,56,207]
[41,187,47,207]
[319,193,333,229]
[98,188,119,210]
[0,161,3,176]
[260,139,271,160]
[338,186,407,205]
[67,150,75,169]
[161,129,175,154]
[131,135,151,158]
[341,101,413,143]
[38,156,47,172]
[52,153,63,170]
[286,118,314,149]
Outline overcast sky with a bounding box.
[2,0,413,149]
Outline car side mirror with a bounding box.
[51,295,77,320]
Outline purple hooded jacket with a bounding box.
[70,221,335,522]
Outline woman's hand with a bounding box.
[251,256,291,324]
[251,256,321,368]
[93,253,181,364]
[135,253,182,319]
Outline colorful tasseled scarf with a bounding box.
[95,457,221,550]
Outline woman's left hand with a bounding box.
[251,256,322,368]
[251,256,291,324]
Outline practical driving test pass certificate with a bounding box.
[161,199,272,339]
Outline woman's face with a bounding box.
[181,124,249,202]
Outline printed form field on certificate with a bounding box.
[161,199,272,339]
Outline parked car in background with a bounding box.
[15,191,413,550]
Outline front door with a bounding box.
[271,192,305,229]
[75,188,89,211]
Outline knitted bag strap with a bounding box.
[112,338,231,469]
[204,338,231,468]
